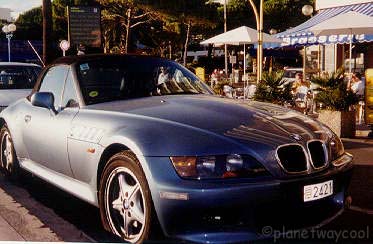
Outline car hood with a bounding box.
[88,95,331,147]
[0,89,31,107]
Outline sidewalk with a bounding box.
[0,174,93,242]
[355,123,372,137]
[0,215,24,241]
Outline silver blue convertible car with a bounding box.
[0,54,353,243]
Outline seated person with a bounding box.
[158,67,169,85]
[157,67,171,94]
[292,73,310,94]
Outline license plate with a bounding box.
[303,180,333,202]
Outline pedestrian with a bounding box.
[350,72,365,124]
[350,72,364,97]
[77,44,85,55]
[210,69,219,88]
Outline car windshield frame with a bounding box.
[75,56,214,105]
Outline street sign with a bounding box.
[59,40,70,56]
[59,40,70,51]
[365,69,373,125]
[195,67,205,81]
[68,6,101,48]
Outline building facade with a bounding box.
[276,0,372,75]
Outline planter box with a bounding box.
[317,110,356,138]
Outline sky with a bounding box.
[0,0,42,20]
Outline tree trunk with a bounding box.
[207,44,213,73]
[183,21,191,66]
[42,0,52,64]
[103,30,109,53]
[168,41,172,59]
[125,8,131,54]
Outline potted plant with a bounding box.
[312,69,359,138]
[253,70,293,105]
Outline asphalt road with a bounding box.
[0,138,372,243]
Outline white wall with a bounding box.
[324,44,336,73]
[316,0,371,10]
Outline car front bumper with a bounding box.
[143,155,353,243]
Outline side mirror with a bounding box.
[31,92,57,114]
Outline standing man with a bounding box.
[351,72,365,124]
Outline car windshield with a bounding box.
[76,56,213,105]
[0,65,41,89]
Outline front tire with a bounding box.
[99,152,152,243]
[0,125,19,179]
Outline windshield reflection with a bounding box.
[77,57,213,105]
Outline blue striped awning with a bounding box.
[275,2,373,47]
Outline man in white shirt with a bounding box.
[158,67,170,85]
[351,73,364,96]
[351,73,365,124]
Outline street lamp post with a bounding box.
[247,0,263,83]
[2,24,16,62]
[269,29,277,72]
[301,5,314,81]
[224,0,228,77]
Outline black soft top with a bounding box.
[51,54,166,66]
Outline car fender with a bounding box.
[0,99,30,159]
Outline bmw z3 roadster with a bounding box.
[0,54,353,243]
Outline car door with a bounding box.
[22,65,79,177]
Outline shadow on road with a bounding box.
[343,137,373,148]
[348,165,373,210]
[0,172,174,243]
[0,172,122,242]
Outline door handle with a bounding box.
[24,115,31,123]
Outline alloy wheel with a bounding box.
[1,130,14,173]
[104,166,146,243]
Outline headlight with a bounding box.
[170,154,269,179]
[329,136,345,162]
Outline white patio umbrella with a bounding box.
[200,26,282,98]
[310,11,373,76]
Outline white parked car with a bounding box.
[0,62,42,111]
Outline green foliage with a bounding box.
[139,0,218,56]
[15,7,43,40]
[209,0,315,33]
[14,0,315,58]
[312,70,359,111]
[213,80,231,95]
[264,0,315,32]
[254,71,293,105]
